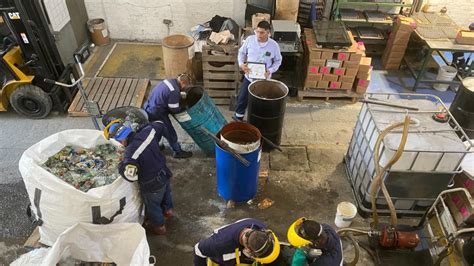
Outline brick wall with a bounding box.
[84,0,246,41]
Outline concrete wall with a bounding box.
[423,0,474,28]
[84,0,246,42]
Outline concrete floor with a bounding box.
[0,43,455,265]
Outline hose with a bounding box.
[370,115,412,228]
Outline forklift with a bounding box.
[0,0,77,118]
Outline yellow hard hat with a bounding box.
[287,217,312,248]
[254,231,280,264]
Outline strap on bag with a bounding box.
[91,197,126,224]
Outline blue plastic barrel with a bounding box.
[173,86,226,155]
[215,143,261,202]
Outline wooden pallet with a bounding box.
[202,44,241,105]
[298,89,361,102]
[68,77,149,117]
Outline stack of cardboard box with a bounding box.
[303,28,372,95]
[381,16,416,70]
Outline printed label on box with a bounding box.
[309,67,318,73]
[326,59,342,68]
[338,53,348,60]
[320,67,330,74]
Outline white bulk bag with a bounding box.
[19,129,142,245]
[11,223,151,266]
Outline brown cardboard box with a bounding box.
[323,74,338,82]
[345,67,358,77]
[321,51,334,60]
[359,57,372,73]
[455,30,474,45]
[306,73,323,82]
[340,82,353,90]
[329,81,341,89]
[357,69,372,80]
[343,60,359,69]
[317,80,329,89]
[453,171,474,197]
[310,51,322,60]
[446,191,474,227]
[310,59,326,67]
[307,65,319,74]
[340,75,355,83]
[304,80,318,88]
[334,68,345,76]
[349,53,363,63]
[384,42,408,53]
[337,52,349,61]
[356,85,368,95]
[319,66,331,74]
[251,13,271,29]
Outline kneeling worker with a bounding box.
[143,73,193,158]
[287,218,343,266]
[193,218,280,266]
[104,120,174,235]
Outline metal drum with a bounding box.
[450,77,474,138]
[247,79,288,151]
[173,86,226,155]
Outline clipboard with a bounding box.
[247,62,266,80]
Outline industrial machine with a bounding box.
[271,20,301,53]
[0,0,77,118]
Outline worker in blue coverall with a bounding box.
[194,218,281,266]
[287,218,343,266]
[143,73,192,159]
[103,120,173,235]
[233,20,282,121]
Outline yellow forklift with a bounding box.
[0,0,77,118]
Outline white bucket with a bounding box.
[221,135,260,154]
[433,65,457,91]
[334,202,358,228]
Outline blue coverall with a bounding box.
[193,218,267,266]
[119,121,173,227]
[143,79,183,153]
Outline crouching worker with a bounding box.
[193,218,280,266]
[287,218,343,266]
[104,120,174,235]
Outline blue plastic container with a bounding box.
[173,87,226,155]
[215,143,261,202]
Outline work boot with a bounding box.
[146,224,167,235]
[163,209,173,218]
[173,150,192,159]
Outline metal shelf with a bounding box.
[341,18,393,24]
[338,1,413,7]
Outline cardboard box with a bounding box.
[357,68,372,80]
[340,75,355,83]
[341,82,353,90]
[455,30,474,45]
[356,85,368,94]
[304,80,318,88]
[345,67,358,77]
[319,66,331,75]
[446,191,474,227]
[306,73,323,82]
[349,53,363,63]
[337,52,349,61]
[316,80,329,89]
[307,66,319,74]
[343,60,359,69]
[323,74,338,82]
[357,78,369,88]
[359,57,372,73]
[334,68,345,76]
[453,171,474,197]
[310,51,322,60]
[329,81,341,89]
[252,13,271,29]
[310,59,326,67]
[321,51,334,60]
[384,42,408,54]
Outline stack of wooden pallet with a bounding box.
[300,28,372,101]
[202,44,241,105]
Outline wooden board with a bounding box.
[24,227,44,249]
[298,89,360,102]
[68,77,149,117]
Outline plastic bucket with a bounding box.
[248,79,288,151]
[173,86,226,155]
[334,202,357,228]
[87,18,110,46]
[220,122,261,153]
[162,34,194,78]
[433,65,457,91]
[215,142,261,202]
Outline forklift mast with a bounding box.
[0,0,65,88]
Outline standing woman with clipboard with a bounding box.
[233,21,282,121]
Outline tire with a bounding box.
[9,84,53,119]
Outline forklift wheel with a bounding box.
[10,84,52,119]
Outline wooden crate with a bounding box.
[202,44,241,105]
[68,77,149,117]
[298,88,360,102]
